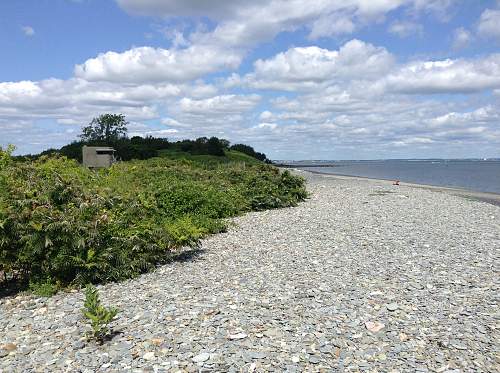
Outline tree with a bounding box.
[206,137,225,156]
[230,143,268,162]
[80,114,128,144]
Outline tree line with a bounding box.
[33,114,270,163]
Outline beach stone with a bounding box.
[365,321,385,333]
[1,343,16,352]
[192,352,210,363]
[387,303,399,311]
[228,333,247,340]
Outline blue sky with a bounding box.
[1,0,500,159]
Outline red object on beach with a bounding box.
[393,180,400,185]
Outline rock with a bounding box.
[192,352,210,363]
[451,341,467,350]
[142,352,155,361]
[386,303,399,311]
[1,343,16,352]
[248,351,267,359]
[291,356,300,363]
[0,350,8,358]
[151,338,163,346]
[228,333,247,340]
[309,356,320,364]
[365,321,385,333]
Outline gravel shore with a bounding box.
[1,171,499,372]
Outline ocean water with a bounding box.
[297,160,500,194]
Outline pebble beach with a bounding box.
[1,171,499,372]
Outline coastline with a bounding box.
[1,166,499,371]
[291,168,500,207]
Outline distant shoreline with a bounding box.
[289,168,500,207]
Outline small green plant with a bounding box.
[29,278,60,297]
[81,284,118,343]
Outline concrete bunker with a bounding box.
[82,146,116,168]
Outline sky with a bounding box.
[1,0,500,160]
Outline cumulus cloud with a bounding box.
[75,46,242,83]
[242,40,394,91]
[117,0,454,43]
[116,0,260,19]
[178,94,261,115]
[382,55,500,94]
[236,40,500,96]
[477,8,500,41]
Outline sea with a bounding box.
[286,159,500,195]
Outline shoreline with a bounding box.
[291,168,500,207]
[2,168,498,371]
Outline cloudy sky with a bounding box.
[1,0,500,159]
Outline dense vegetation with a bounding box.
[34,136,271,164]
[25,114,271,164]
[0,145,306,295]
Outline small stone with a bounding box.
[451,341,467,350]
[228,333,247,340]
[309,356,320,364]
[436,365,449,373]
[365,321,385,333]
[291,356,300,363]
[248,351,267,359]
[143,352,155,361]
[192,353,210,363]
[151,338,164,346]
[0,350,8,358]
[387,303,399,311]
[1,343,16,352]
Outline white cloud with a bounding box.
[178,94,261,115]
[478,8,500,41]
[309,12,356,39]
[75,46,242,83]
[429,106,500,128]
[388,21,423,38]
[452,27,473,50]
[244,40,394,91]
[117,0,455,44]
[21,26,35,36]
[382,55,500,94]
[116,0,259,19]
[254,122,278,130]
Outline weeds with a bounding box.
[81,284,118,343]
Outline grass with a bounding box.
[158,149,263,165]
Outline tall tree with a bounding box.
[80,114,128,144]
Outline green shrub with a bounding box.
[81,284,118,343]
[29,278,60,297]
[0,147,307,292]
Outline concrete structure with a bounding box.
[82,146,116,168]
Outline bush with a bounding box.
[0,148,307,291]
